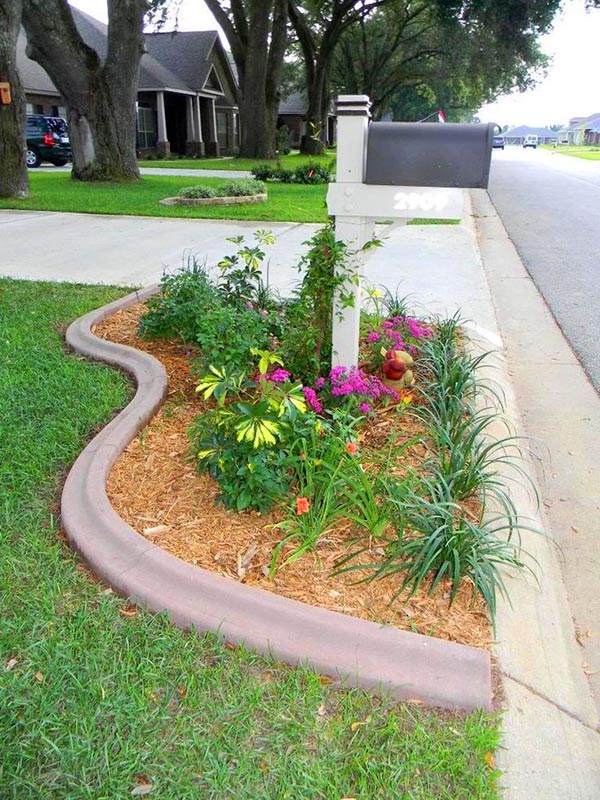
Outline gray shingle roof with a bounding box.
[143,31,219,92]
[504,125,557,138]
[18,7,226,96]
[279,92,307,116]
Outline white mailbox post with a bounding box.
[327,95,493,368]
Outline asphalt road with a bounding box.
[487,146,600,392]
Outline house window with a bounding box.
[26,103,34,114]
[216,111,228,149]
[136,103,157,149]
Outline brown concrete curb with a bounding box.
[61,287,492,712]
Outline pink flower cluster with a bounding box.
[256,368,291,384]
[329,366,398,401]
[302,386,323,414]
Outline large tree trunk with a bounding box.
[240,0,274,159]
[22,0,147,181]
[204,0,288,160]
[301,65,328,155]
[0,0,29,198]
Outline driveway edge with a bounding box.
[61,287,492,713]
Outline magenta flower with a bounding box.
[367,331,381,342]
[303,386,323,413]
[269,368,290,383]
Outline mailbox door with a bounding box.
[365,122,495,189]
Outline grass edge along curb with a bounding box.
[61,286,492,713]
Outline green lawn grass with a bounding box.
[138,151,336,172]
[0,172,328,223]
[0,173,458,225]
[541,144,600,160]
[0,278,500,798]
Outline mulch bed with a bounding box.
[96,303,491,650]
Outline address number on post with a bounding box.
[393,191,449,213]
[326,182,463,221]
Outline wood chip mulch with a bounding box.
[96,303,491,650]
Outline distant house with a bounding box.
[503,125,557,145]
[557,113,600,145]
[278,92,336,148]
[16,8,240,157]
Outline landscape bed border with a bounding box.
[61,286,492,712]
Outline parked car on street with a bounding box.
[523,135,538,149]
[493,135,505,150]
[26,115,72,168]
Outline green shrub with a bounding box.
[178,180,265,200]
[251,163,283,181]
[276,125,293,155]
[139,260,217,341]
[218,178,266,197]
[291,162,332,184]
[178,185,218,199]
[250,162,331,184]
[191,305,272,372]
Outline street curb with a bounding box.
[61,287,492,713]
[470,189,600,798]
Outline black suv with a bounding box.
[26,115,72,168]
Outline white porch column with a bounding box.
[186,96,195,141]
[156,91,167,143]
[330,95,374,368]
[210,97,218,142]
[194,96,203,142]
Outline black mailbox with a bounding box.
[365,122,495,189]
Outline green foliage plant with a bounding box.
[191,361,315,511]
[178,185,218,199]
[286,223,381,378]
[338,476,534,619]
[138,257,217,341]
[251,161,332,184]
[218,178,266,197]
[216,229,276,309]
[269,428,350,572]
[178,179,266,199]
[275,124,293,154]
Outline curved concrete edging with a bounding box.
[61,288,492,712]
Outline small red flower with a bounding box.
[296,497,310,515]
[346,441,358,454]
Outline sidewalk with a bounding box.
[2,196,599,796]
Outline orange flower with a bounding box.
[296,497,310,515]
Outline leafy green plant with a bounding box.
[269,431,350,572]
[338,476,534,619]
[190,304,272,372]
[189,411,294,512]
[216,230,276,309]
[251,163,284,181]
[250,161,331,184]
[178,185,218,199]
[178,179,265,199]
[138,258,217,341]
[291,223,375,374]
[190,363,315,510]
[275,124,293,155]
[218,178,266,197]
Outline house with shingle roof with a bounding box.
[17,7,240,157]
[503,125,557,145]
[278,92,337,148]
[557,113,600,145]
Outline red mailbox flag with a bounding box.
[437,109,446,123]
